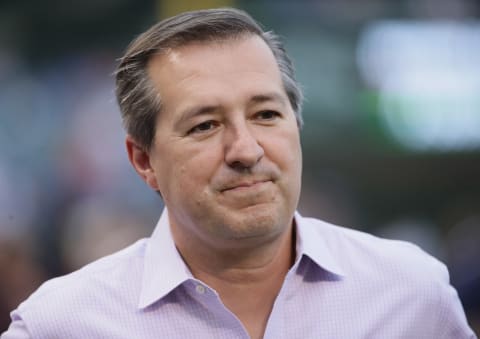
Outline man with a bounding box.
[2,8,476,339]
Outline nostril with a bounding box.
[225,143,264,169]
[229,161,253,173]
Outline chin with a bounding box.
[218,204,291,241]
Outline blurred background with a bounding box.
[0,0,479,332]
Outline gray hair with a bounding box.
[115,7,303,150]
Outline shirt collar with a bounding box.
[294,211,346,277]
[138,209,346,309]
[138,208,193,309]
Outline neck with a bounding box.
[175,220,295,284]
[172,220,296,339]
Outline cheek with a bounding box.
[163,144,223,195]
[268,128,302,172]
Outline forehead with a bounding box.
[145,35,290,133]
[147,35,284,96]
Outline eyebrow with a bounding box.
[176,92,288,126]
[176,105,219,127]
[248,92,288,106]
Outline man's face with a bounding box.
[136,35,302,250]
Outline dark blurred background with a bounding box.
[0,0,479,333]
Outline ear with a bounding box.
[125,135,160,191]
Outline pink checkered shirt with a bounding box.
[2,210,476,338]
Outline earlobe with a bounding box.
[125,135,160,190]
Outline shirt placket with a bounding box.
[185,279,251,339]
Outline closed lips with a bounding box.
[222,179,271,191]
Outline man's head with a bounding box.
[118,8,303,253]
[115,7,303,151]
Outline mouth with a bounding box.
[221,179,272,192]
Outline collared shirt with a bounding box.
[2,210,476,338]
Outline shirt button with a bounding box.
[195,284,206,294]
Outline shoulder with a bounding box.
[23,238,148,305]
[12,239,148,337]
[300,215,447,281]
[299,216,476,338]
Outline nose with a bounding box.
[224,123,264,170]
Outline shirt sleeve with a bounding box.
[434,262,478,339]
[1,315,32,339]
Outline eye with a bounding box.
[256,110,280,121]
[188,120,219,134]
